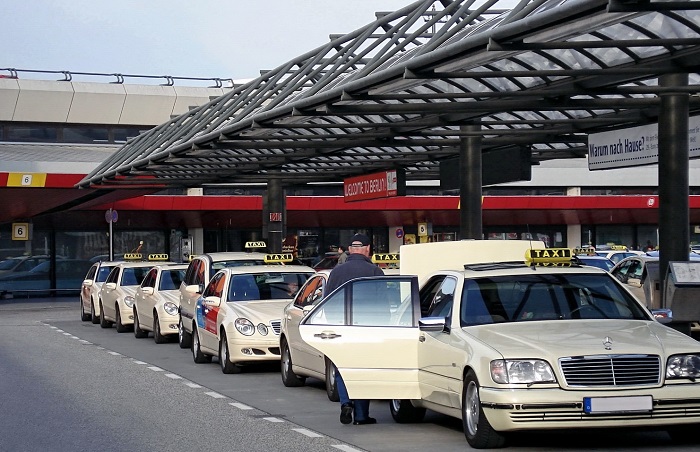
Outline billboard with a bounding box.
[344,169,405,202]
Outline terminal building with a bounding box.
[1,1,700,294]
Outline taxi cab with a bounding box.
[190,257,313,374]
[298,240,700,449]
[133,263,188,343]
[178,242,277,349]
[80,259,123,323]
[99,254,173,332]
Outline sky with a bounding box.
[2,0,430,85]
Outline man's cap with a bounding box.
[349,233,370,247]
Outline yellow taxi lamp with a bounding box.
[245,241,267,250]
[148,253,169,261]
[123,253,143,260]
[573,247,596,256]
[525,248,574,267]
[372,253,400,264]
[610,245,628,250]
[264,253,294,263]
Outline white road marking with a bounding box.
[107,351,122,356]
[79,340,92,344]
[263,417,284,423]
[185,382,202,388]
[165,373,182,380]
[147,366,164,372]
[292,428,323,438]
[205,391,226,399]
[332,446,364,452]
[229,402,253,410]
[132,360,147,365]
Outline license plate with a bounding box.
[583,395,653,414]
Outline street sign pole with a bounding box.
[108,209,113,261]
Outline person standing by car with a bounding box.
[337,245,348,265]
[325,233,384,425]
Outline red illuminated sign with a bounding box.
[344,170,398,202]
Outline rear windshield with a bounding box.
[461,273,649,326]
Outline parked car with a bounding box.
[190,265,314,374]
[80,259,123,323]
[280,270,339,400]
[297,241,700,449]
[0,254,54,274]
[0,258,91,297]
[133,263,188,343]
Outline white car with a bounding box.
[133,263,188,343]
[191,265,314,374]
[280,270,340,400]
[178,249,276,349]
[80,260,122,323]
[99,254,173,332]
[298,241,700,449]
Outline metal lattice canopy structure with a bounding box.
[79,0,700,189]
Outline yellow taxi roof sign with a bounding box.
[610,245,628,250]
[124,253,143,260]
[573,247,596,255]
[372,253,400,264]
[245,241,267,249]
[148,253,169,261]
[525,248,574,265]
[264,253,294,263]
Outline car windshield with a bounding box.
[460,273,649,326]
[227,272,311,301]
[159,269,185,291]
[120,267,151,286]
[0,259,21,271]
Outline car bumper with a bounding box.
[156,309,179,335]
[225,334,282,364]
[118,302,134,325]
[480,384,700,432]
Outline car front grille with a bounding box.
[559,354,661,387]
[270,319,281,335]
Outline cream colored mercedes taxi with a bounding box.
[80,259,122,324]
[191,257,314,374]
[133,263,188,343]
[98,254,173,332]
[298,240,700,449]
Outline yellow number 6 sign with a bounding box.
[12,223,31,241]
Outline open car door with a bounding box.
[299,275,422,400]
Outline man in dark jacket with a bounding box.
[326,233,384,425]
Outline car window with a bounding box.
[106,268,119,284]
[85,264,97,281]
[419,276,446,316]
[426,277,457,318]
[460,273,649,326]
[294,274,324,308]
[204,272,226,298]
[120,267,150,286]
[97,265,114,282]
[159,269,185,291]
[141,269,157,288]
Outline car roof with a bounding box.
[434,263,609,281]
[196,252,269,261]
[218,264,315,275]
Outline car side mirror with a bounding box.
[141,287,154,296]
[203,295,221,307]
[185,284,201,295]
[104,282,117,290]
[628,277,643,288]
[419,316,446,332]
[83,280,93,287]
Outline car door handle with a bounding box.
[314,331,341,339]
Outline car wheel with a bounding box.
[80,298,90,321]
[115,304,129,333]
[90,299,100,324]
[325,357,339,402]
[463,370,506,449]
[191,325,211,364]
[153,312,167,344]
[390,399,426,423]
[178,316,192,349]
[280,339,305,387]
[133,309,148,338]
[218,331,241,374]
[99,301,112,328]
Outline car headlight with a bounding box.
[234,318,255,336]
[124,295,135,308]
[257,323,268,336]
[163,302,178,316]
[666,354,700,380]
[490,359,556,384]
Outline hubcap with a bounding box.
[465,381,479,436]
[221,338,228,366]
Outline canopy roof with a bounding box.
[79,0,700,189]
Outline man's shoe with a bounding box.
[340,404,353,425]
[353,417,377,425]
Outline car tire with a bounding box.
[191,325,211,364]
[133,309,148,338]
[99,301,112,328]
[325,357,339,402]
[219,331,241,374]
[90,299,100,324]
[80,298,91,321]
[115,304,129,333]
[280,339,305,387]
[463,369,506,449]
[153,312,167,344]
[390,399,426,423]
[178,316,192,349]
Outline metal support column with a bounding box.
[459,123,483,240]
[658,73,689,295]
[266,176,284,253]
